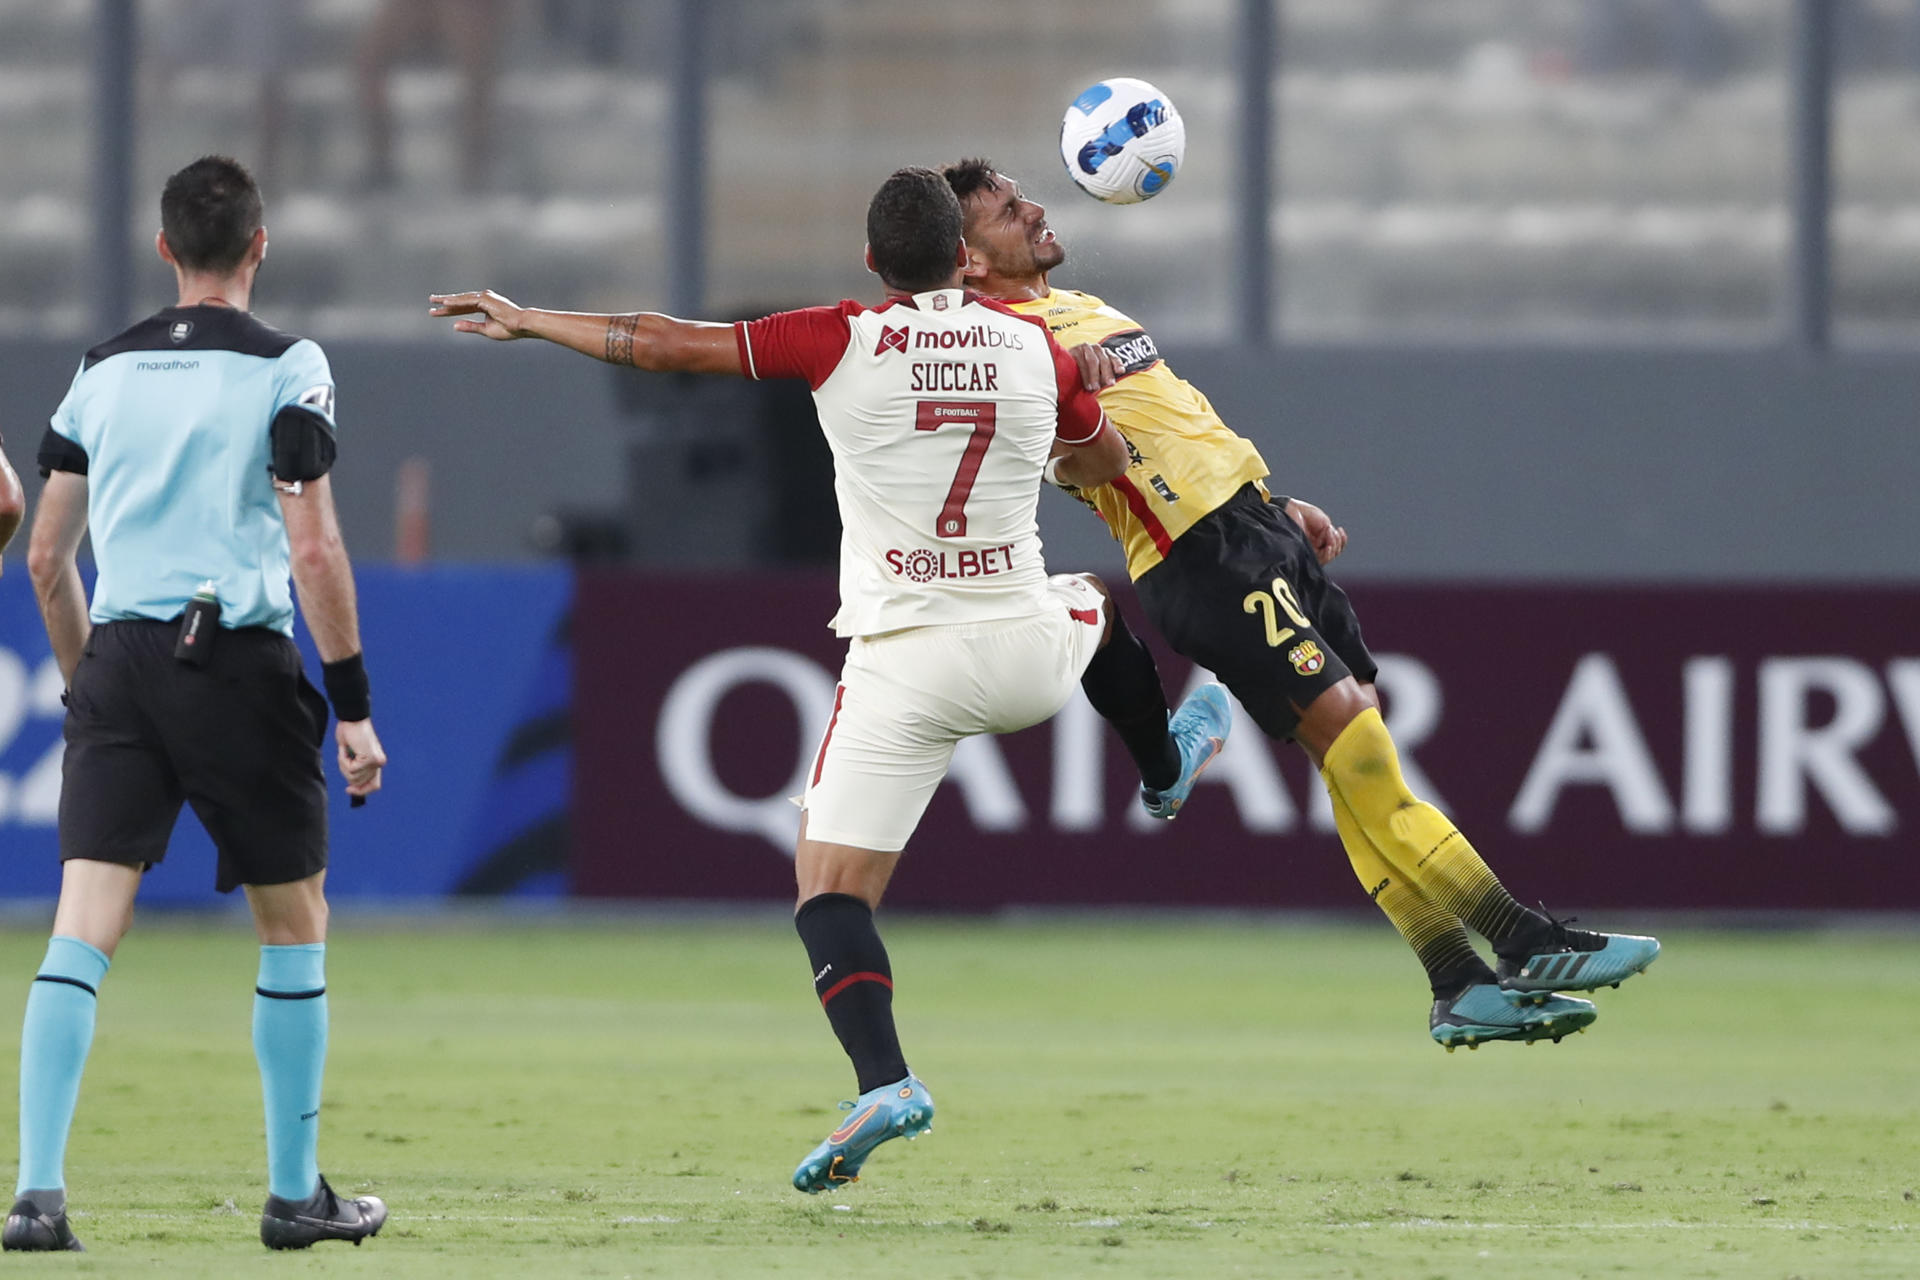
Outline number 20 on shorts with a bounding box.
[1243,576,1311,646]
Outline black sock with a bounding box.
[794,893,908,1095]
[1427,951,1499,1001]
[1079,610,1181,791]
[1490,905,1561,960]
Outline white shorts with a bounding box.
[802,575,1106,852]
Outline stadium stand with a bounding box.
[2,0,1916,341]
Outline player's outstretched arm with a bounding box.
[428,290,744,375]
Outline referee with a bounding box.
[9,157,388,1252]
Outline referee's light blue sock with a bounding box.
[253,944,327,1202]
[17,936,111,1196]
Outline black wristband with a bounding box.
[322,652,372,722]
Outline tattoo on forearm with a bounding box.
[606,313,640,366]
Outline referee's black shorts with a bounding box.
[59,620,330,893]
[1136,483,1379,743]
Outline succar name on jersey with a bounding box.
[885,544,1018,582]
[911,362,999,392]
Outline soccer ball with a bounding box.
[1058,77,1186,204]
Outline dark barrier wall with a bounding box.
[575,573,1920,911]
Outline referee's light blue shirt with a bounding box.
[43,305,338,637]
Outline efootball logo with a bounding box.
[874,325,909,356]
[1287,640,1325,676]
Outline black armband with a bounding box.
[1270,493,1292,509]
[37,426,89,480]
[322,652,372,722]
[270,404,337,484]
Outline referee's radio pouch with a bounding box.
[175,582,221,667]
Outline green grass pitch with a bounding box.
[0,916,1913,1277]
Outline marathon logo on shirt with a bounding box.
[134,359,200,372]
[1098,328,1161,376]
[885,544,1018,583]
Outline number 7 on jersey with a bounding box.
[915,401,997,538]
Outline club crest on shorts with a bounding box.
[1287,640,1326,676]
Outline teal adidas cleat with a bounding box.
[1498,912,1660,1001]
[792,1076,935,1194]
[1430,983,1596,1052]
[1140,683,1232,820]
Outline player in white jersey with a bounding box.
[431,168,1229,1193]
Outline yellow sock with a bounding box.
[1320,706,1534,948]
[1325,782,1492,995]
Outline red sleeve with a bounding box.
[1047,329,1109,445]
[734,302,859,390]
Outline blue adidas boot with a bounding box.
[1430,984,1596,1051]
[1498,912,1660,1002]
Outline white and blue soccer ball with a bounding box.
[1059,77,1185,205]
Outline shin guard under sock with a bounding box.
[1079,610,1181,791]
[1325,784,1494,997]
[1320,707,1546,950]
[17,936,110,1196]
[795,894,909,1094]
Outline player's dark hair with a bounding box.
[866,166,964,294]
[160,155,263,274]
[941,157,999,219]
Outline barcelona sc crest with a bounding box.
[1287,640,1325,676]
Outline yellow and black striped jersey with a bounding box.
[1008,288,1269,579]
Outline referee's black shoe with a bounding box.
[260,1176,386,1250]
[2,1195,84,1251]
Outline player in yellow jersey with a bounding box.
[944,159,1661,1049]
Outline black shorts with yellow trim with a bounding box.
[59,620,330,893]
[1135,484,1378,742]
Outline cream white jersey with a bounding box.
[735,287,1108,637]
